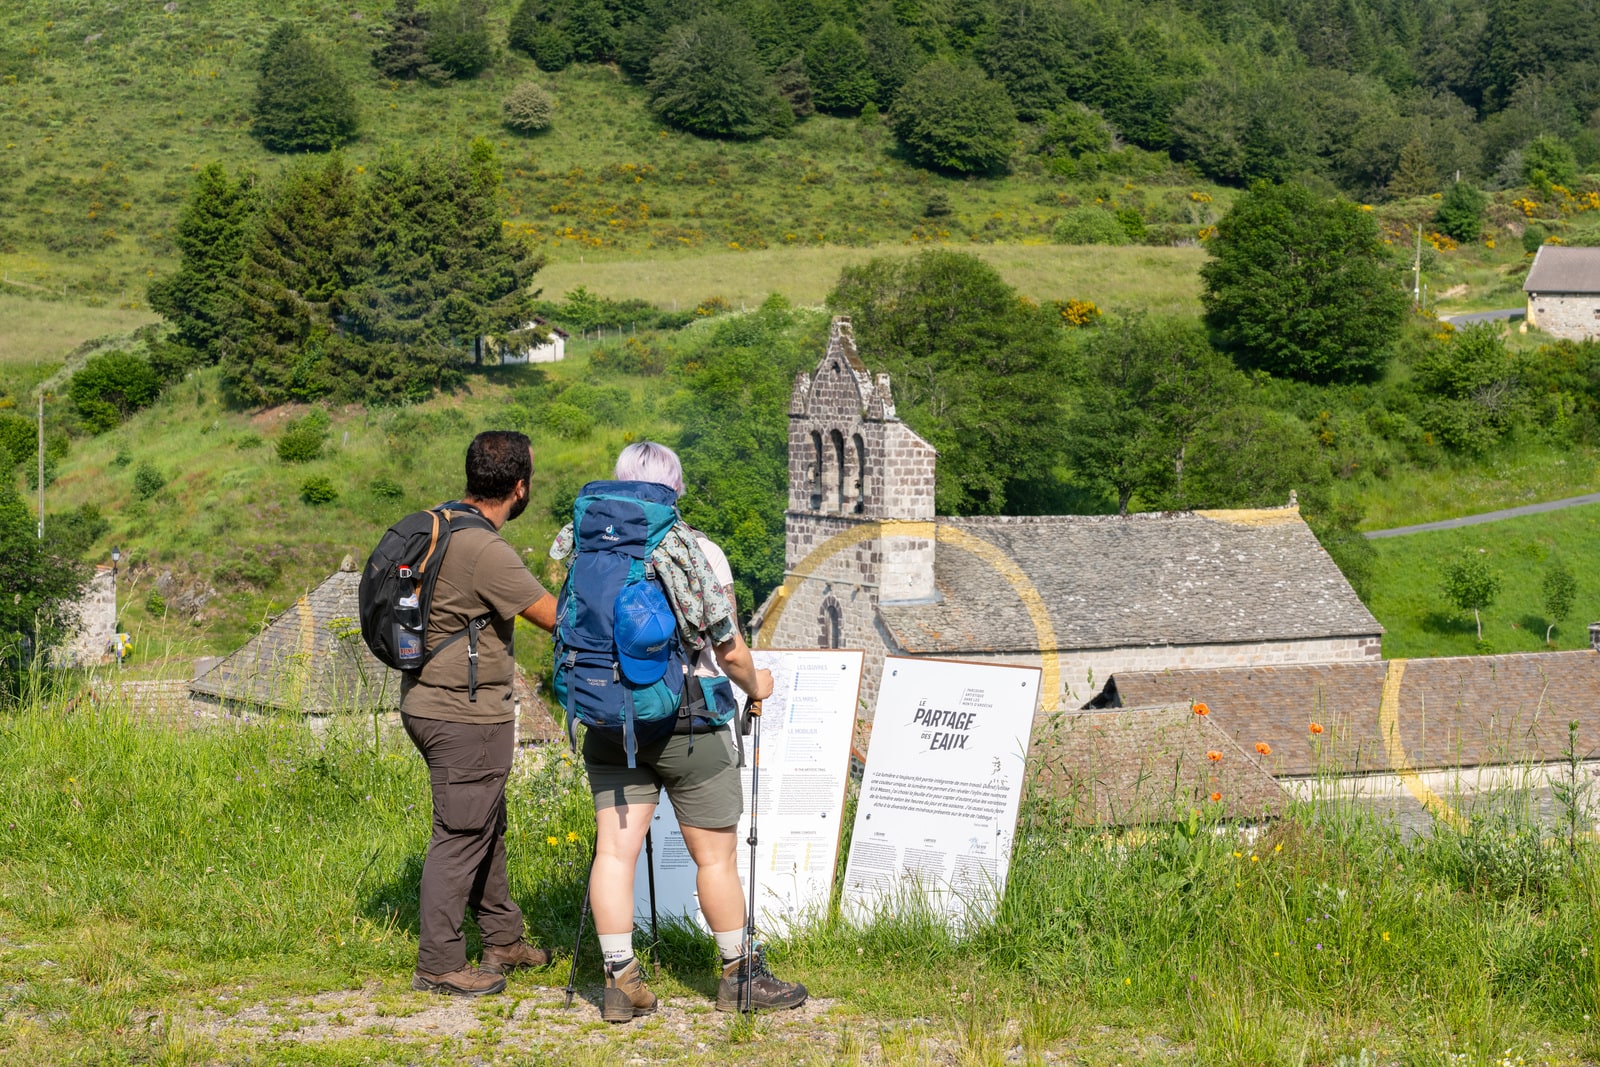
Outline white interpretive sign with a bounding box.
[842,656,1040,927]
[634,649,864,932]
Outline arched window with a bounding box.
[830,429,846,513]
[819,597,843,649]
[851,433,867,514]
[808,430,824,509]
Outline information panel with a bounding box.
[633,649,864,932]
[842,656,1040,927]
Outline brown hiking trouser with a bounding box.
[402,714,525,975]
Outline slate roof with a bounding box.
[877,507,1380,654]
[189,567,562,741]
[1524,246,1600,293]
[1091,651,1600,777]
[1028,707,1287,825]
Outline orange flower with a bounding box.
[1193,702,1210,716]
[1209,791,1222,802]
[1255,742,1272,755]
[1205,750,1223,762]
[1309,722,1324,735]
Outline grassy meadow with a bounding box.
[0,291,156,368]
[1367,502,1600,658]
[1,694,1597,1065]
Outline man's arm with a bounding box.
[519,592,558,633]
[713,630,773,701]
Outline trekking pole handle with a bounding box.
[746,697,762,718]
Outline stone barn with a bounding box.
[751,317,1384,725]
[1524,245,1600,340]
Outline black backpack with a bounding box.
[358,502,497,699]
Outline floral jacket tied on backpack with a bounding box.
[549,521,737,651]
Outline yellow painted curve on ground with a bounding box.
[755,519,1060,712]
[1376,658,1467,831]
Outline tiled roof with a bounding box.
[190,570,398,712]
[189,569,568,738]
[1092,651,1600,776]
[1524,246,1600,293]
[1028,707,1287,825]
[877,508,1381,654]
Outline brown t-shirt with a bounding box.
[399,524,548,724]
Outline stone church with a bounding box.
[751,317,1384,721]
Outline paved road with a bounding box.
[1440,307,1524,325]
[1365,491,1600,538]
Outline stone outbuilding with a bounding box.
[1524,245,1600,340]
[752,317,1384,722]
[190,560,560,743]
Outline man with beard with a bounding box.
[402,430,558,997]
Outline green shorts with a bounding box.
[583,725,744,829]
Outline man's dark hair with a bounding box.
[465,431,532,501]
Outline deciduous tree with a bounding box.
[1201,181,1406,384]
[648,14,792,139]
[889,62,1016,175]
[1542,559,1577,645]
[1442,551,1501,641]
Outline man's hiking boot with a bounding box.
[481,940,552,974]
[715,945,807,1013]
[411,966,506,997]
[602,958,658,1023]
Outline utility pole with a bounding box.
[36,393,44,540]
[1413,227,1423,309]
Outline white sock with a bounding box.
[599,932,634,971]
[713,927,746,963]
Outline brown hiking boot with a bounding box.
[601,958,658,1023]
[715,945,807,1012]
[411,966,507,997]
[481,940,552,974]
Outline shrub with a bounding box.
[68,350,162,433]
[1037,104,1112,159]
[538,402,595,439]
[145,592,167,617]
[502,82,555,134]
[277,409,330,463]
[132,462,165,501]
[1523,135,1578,192]
[110,448,132,469]
[0,412,32,467]
[369,475,405,500]
[214,554,281,589]
[1052,207,1129,246]
[252,25,358,153]
[806,23,875,115]
[300,475,339,505]
[889,62,1016,175]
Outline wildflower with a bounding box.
[546,836,559,846]
[1192,702,1210,716]
[566,831,579,842]
[1255,742,1271,755]
[1309,722,1324,735]
[1233,851,1242,859]
[1210,791,1222,802]
[1274,843,1283,853]
[1251,855,1258,863]
[1124,977,1131,985]
[1206,750,1222,762]
[1315,943,1323,950]
[1381,931,1390,942]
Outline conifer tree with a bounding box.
[147,163,258,368]
[649,14,792,139]
[1387,136,1436,198]
[252,24,359,153]
[858,2,918,108]
[805,23,875,115]
[221,155,363,406]
[372,0,442,81]
[981,1,1070,121]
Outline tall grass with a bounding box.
[2,689,1596,1064]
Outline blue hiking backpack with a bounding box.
[552,480,746,766]
[552,480,689,766]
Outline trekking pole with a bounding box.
[742,697,763,1015]
[565,838,598,1009]
[644,826,660,947]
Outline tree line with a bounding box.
[257,0,1600,191]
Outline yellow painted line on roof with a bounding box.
[1376,658,1468,831]
[755,519,1060,712]
[1193,505,1302,527]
